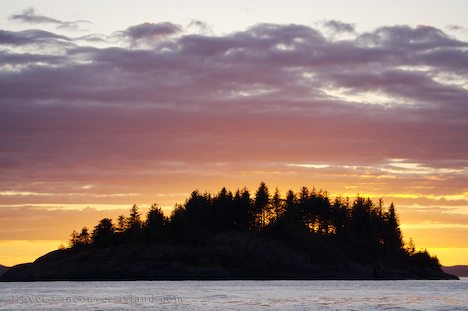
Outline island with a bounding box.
[442,266,468,277]
[1,183,458,281]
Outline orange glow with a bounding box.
[425,248,468,266]
[1,10,468,271]
[1,184,467,267]
[0,240,66,267]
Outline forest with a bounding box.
[69,182,439,271]
[3,183,452,280]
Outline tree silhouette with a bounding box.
[70,227,91,247]
[65,182,440,275]
[128,204,142,231]
[145,204,167,241]
[271,187,284,223]
[330,196,348,234]
[283,189,301,226]
[233,188,251,231]
[116,215,127,233]
[253,182,270,230]
[213,187,235,231]
[383,203,404,252]
[92,218,115,246]
[298,186,311,231]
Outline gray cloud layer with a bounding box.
[9,7,90,31]
[0,22,467,195]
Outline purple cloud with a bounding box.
[118,22,181,44]
[323,20,355,33]
[0,29,70,46]
[9,7,90,31]
[0,22,466,206]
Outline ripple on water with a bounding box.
[0,280,467,311]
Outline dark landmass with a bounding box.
[0,265,8,278]
[1,184,458,281]
[2,233,457,281]
[443,265,468,277]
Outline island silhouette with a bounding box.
[1,183,458,280]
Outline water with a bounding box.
[1,279,467,310]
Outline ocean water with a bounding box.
[0,279,467,310]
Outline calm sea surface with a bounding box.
[1,279,467,310]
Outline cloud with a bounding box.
[0,22,467,219]
[446,24,468,34]
[399,206,468,227]
[0,29,70,46]
[323,20,355,33]
[117,22,181,44]
[9,7,90,31]
[187,20,213,35]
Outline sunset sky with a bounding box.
[0,1,467,267]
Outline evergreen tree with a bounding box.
[298,187,311,231]
[70,227,91,247]
[127,204,142,231]
[254,182,270,229]
[271,187,284,222]
[406,237,416,255]
[383,203,403,252]
[233,188,251,231]
[185,190,213,232]
[213,187,235,231]
[330,196,348,234]
[116,215,127,233]
[64,183,441,274]
[317,191,331,235]
[283,189,301,225]
[92,218,115,246]
[145,204,167,241]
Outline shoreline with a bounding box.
[1,276,459,282]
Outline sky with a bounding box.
[0,1,467,266]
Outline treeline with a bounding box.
[69,183,439,268]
